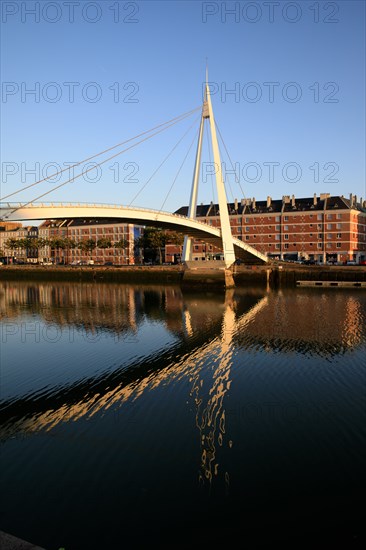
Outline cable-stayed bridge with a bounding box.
[0,77,268,267]
[0,202,267,264]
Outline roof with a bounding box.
[175,195,366,217]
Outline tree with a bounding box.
[4,238,19,262]
[136,227,171,264]
[166,232,184,263]
[97,237,112,249]
[78,238,96,260]
[63,238,76,263]
[49,237,67,264]
[114,238,128,262]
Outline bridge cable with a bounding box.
[158,119,200,214]
[216,130,235,206]
[215,121,247,201]
[0,106,201,201]
[3,110,201,218]
[129,116,200,208]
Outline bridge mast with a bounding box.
[182,74,236,268]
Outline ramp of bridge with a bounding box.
[0,202,268,264]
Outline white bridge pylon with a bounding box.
[182,74,257,267]
[0,203,268,263]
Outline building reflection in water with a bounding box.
[1,281,365,489]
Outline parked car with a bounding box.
[104,261,113,266]
[346,261,357,266]
[358,260,366,266]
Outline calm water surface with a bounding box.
[0,282,365,548]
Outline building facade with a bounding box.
[0,223,38,263]
[38,218,142,265]
[166,193,366,264]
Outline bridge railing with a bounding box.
[0,201,219,230]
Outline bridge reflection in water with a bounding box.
[1,281,366,547]
[1,282,365,486]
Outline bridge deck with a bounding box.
[0,202,268,264]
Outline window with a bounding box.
[336,233,342,238]
[284,225,289,231]
[327,214,333,220]
[336,214,342,219]
[317,243,322,249]
[284,216,289,221]
[275,235,280,240]
[327,224,332,230]
[309,233,313,237]
[284,234,289,240]
[245,227,250,232]
[318,234,323,239]
[317,214,322,220]
[275,225,280,231]
[269,235,272,238]
[275,216,280,222]
[327,243,332,248]
[327,234,332,239]
[317,224,322,230]
[336,223,341,229]
[245,217,249,223]
[275,244,280,249]
[336,243,341,248]
[284,244,289,249]
[194,245,199,250]
[245,236,249,241]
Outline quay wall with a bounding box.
[0,264,365,288]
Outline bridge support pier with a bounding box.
[182,261,235,289]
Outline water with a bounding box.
[0,281,365,548]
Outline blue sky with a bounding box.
[1,0,365,214]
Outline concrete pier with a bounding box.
[182,260,235,288]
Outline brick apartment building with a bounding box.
[166,193,366,264]
[1,219,142,265]
[0,223,38,263]
[38,218,142,264]
[1,193,365,265]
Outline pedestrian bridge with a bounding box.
[0,202,268,264]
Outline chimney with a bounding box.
[313,193,317,206]
[282,195,290,204]
[234,198,238,211]
[252,197,256,209]
[354,195,358,205]
[320,193,330,200]
[241,198,245,206]
[349,193,353,205]
[267,196,272,208]
[291,194,295,207]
